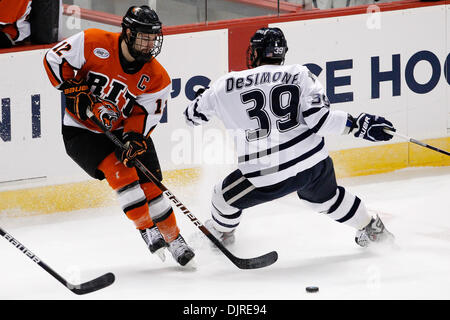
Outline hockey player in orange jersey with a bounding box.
[43,5,195,266]
[0,0,32,48]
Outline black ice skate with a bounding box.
[205,219,235,246]
[139,226,168,261]
[355,215,395,247]
[167,234,195,267]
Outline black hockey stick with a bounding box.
[87,110,277,269]
[0,226,115,295]
[384,129,450,156]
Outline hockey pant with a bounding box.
[209,157,372,233]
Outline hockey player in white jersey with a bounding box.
[184,27,395,248]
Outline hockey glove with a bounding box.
[61,79,95,121]
[91,98,121,131]
[115,132,148,168]
[351,113,395,142]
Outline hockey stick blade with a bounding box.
[202,227,278,269]
[0,226,115,295]
[68,272,115,295]
[228,251,278,270]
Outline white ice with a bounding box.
[1,165,449,300]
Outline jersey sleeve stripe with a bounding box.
[145,125,157,138]
[310,111,330,133]
[302,107,322,118]
[140,113,149,135]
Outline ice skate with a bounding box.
[139,226,168,262]
[167,234,195,267]
[205,219,235,246]
[355,215,395,247]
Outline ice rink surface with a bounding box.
[1,165,449,300]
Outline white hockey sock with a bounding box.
[210,183,242,233]
[303,186,372,230]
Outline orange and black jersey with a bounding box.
[0,0,32,43]
[43,28,171,137]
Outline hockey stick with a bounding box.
[384,129,450,156]
[87,110,278,269]
[0,226,115,295]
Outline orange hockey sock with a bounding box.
[98,153,154,230]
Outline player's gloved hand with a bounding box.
[61,78,95,121]
[115,132,148,167]
[352,113,395,142]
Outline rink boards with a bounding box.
[0,2,448,215]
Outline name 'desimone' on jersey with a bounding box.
[226,70,302,93]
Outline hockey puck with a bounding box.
[306,286,319,293]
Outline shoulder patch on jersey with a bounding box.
[93,48,110,59]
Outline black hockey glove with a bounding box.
[115,132,148,168]
[61,78,95,121]
[351,113,395,142]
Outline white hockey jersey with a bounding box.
[184,64,349,188]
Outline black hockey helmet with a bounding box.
[246,27,288,69]
[121,5,163,62]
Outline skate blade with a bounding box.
[153,248,166,262]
